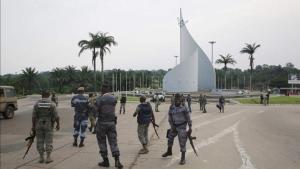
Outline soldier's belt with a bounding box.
[173,122,187,127]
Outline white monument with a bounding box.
[163,9,216,92]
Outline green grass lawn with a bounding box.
[126,96,140,102]
[236,96,300,104]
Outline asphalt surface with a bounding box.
[1,95,300,169]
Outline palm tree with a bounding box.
[78,33,99,92]
[21,67,38,94]
[51,68,67,93]
[79,66,93,88]
[95,32,117,89]
[240,43,261,90]
[65,65,78,88]
[215,54,236,89]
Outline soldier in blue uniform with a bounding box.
[95,85,123,169]
[71,87,89,147]
[162,93,192,165]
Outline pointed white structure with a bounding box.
[163,9,216,92]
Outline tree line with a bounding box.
[0,63,298,95]
[0,67,167,95]
[1,32,299,95]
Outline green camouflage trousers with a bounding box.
[88,112,96,128]
[137,123,149,145]
[36,121,54,154]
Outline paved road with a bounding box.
[1,95,300,169]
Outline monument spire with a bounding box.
[178,8,188,27]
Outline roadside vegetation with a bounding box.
[236,96,300,104]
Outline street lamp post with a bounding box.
[174,56,179,66]
[208,41,216,64]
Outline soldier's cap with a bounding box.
[77,87,85,91]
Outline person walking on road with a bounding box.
[186,94,192,113]
[181,94,186,106]
[260,93,264,104]
[71,87,89,147]
[162,93,192,165]
[266,92,270,105]
[170,94,175,107]
[88,93,96,134]
[95,84,123,169]
[155,94,160,112]
[202,95,207,113]
[218,95,225,113]
[119,94,127,114]
[133,95,156,154]
[32,90,60,163]
[198,94,203,111]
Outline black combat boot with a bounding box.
[73,138,78,147]
[98,157,110,167]
[45,152,53,164]
[179,152,186,165]
[92,129,96,134]
[114,156,123,169]
[78,139,84,147]
[88,126,92,132]
[162,146,172,157]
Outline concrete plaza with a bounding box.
[1,95,300,169]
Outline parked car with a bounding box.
[150,92,165,102]
[0,86,18,119]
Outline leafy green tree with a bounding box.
[215,54,236,89]
[240,43,261,90]
[51,68,67,93]
[21,67,39,94]
[95,32,117,89]
[65,65,78,90]
[78,33,99,92]
[78,66,93,89]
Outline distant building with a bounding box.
[163,9,216,92]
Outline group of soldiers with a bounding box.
[30,87,226,168]
[260,91,270,106]
[169,93,225,114]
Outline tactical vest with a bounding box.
[169,105,188,126]
[137,103,152,124]
[97,94,117,122]
[36,101,54,123]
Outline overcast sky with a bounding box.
[1,0,300,75]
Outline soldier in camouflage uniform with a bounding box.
[71,87,89,147]
[32,90,60,163]
[162,93,192,165]
[186,94,192,113]
[119,94,127,114]
[198,94,203,111]
[202,95,207,113]
[133,95,156,154]
[88,93,96,134]
[170,94,175,107]
[154,94,160,112]
[181,94,186,106]
[95,85,123,168]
